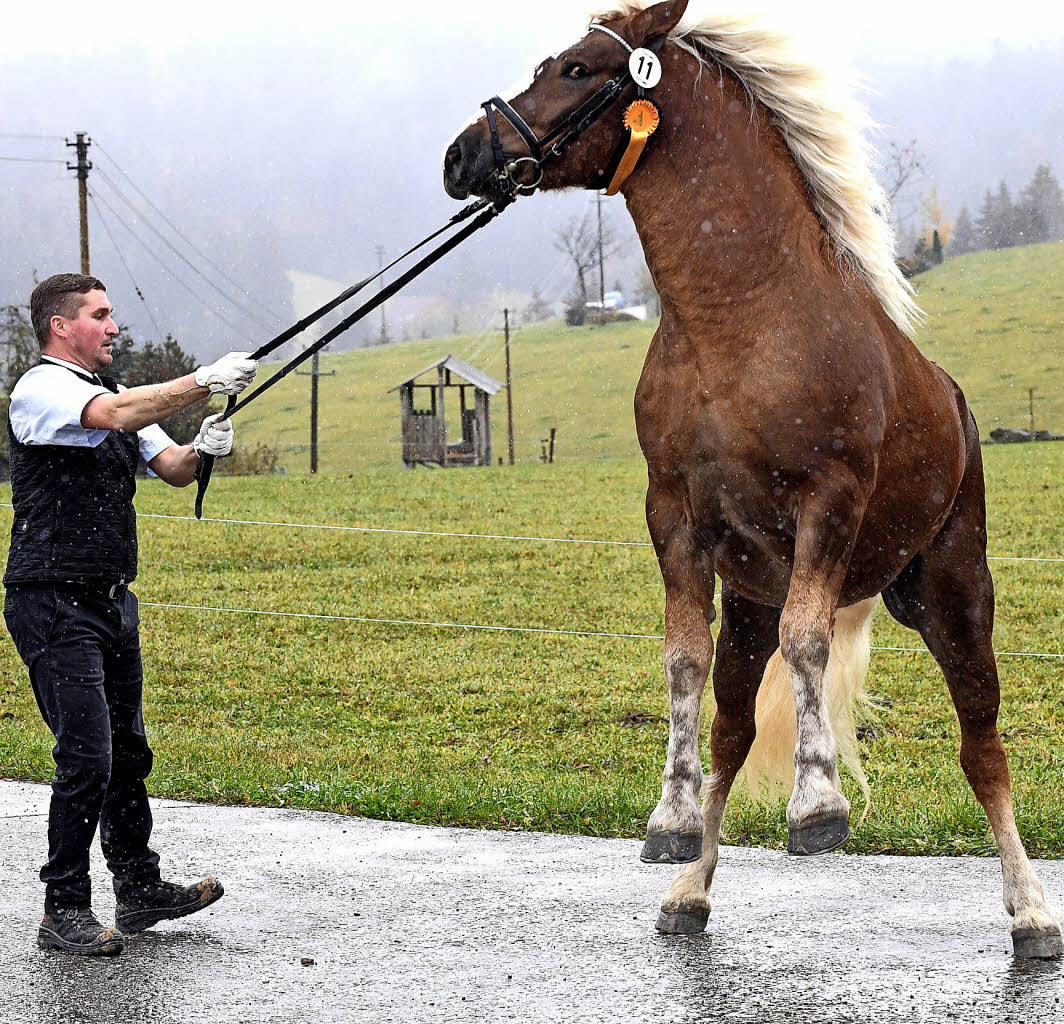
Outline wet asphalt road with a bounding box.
[1,780,1062,1024]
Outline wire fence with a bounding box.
[130,509,1064,563]
[1,502,1056,657]
[138,600,1064,660]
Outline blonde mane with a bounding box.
[592,3,923,337]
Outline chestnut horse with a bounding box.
[444,0,1061,957]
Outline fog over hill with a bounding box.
[2,14,1062,361]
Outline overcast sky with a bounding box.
[3,0,1063,354]
[5,0,1064,62]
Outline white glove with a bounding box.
[195,351,258,395]
[193,414,234,457]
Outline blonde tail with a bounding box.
[740,597,879,813]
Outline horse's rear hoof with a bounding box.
[640,830,702,864]
[1013,929,1063,959]
[787,817,851,856]
[655,907,709,935]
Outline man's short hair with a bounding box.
[30,273,107,347]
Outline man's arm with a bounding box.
[81,352,257,433]
[83,373,206,433]
[147,443,199,487]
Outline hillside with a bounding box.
[237,241,1064,473]
[914,240,1064,435]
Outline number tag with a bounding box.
[629,48,662,89]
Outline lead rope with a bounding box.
[193,196,505,517]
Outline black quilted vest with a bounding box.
[4,362,140,586]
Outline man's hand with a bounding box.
[193,414,234,457]
[194,352,258,395]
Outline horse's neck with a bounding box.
[621,58,833,345]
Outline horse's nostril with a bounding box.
[445,143,462,173]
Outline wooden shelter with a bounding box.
[390,355,503,468]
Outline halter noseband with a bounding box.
[480,24,665,200]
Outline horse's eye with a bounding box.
[563,62,589,80]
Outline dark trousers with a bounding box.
[4,584,160,910]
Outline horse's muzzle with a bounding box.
[443,124,499,201]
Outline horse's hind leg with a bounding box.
[641,482,716,865]
[882,457,1062,958]
[657,589,780,934]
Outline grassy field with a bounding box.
[233,239,1064,474]
[0,443,1060,857]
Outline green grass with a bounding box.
[233,241,1064,474]
[916,241,1064,434]
[1,240,1060,856]
[0,443,1060,857]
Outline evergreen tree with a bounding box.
[975,188,997,250]
[993,181,1017,248]
[950,205,977,256]
[523,288,553,325]
[976,183,1017,250]
[1017,165,1064,243]
[1,304,39,394]
[931,230,943,265]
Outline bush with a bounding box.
[565,303,587,327]
[584,309,638,326]
[214,442,284,476]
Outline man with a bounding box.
[3,273,258,956]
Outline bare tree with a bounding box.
[553,207,624,304]
[883,138,926,204]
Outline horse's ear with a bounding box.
[628,0,689,47]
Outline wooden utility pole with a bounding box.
[66,132,92,274]
[504,308,514,465]
[375,245,388,344]
[296,350,335,473]
[1029,388,1036,438]
[596,191,606,310]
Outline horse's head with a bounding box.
[444,1,688,203]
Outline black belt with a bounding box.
[55,580,130,600]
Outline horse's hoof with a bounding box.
[655,907,709,935]
[640,830,702,864]
[787,817,851,856]
[1013,929,1064,959]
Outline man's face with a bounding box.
[54,289,119,372]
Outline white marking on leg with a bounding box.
[648,682,705,836]
[782,620,849,828]
[661,775,729,917]
[993,814,1062,940]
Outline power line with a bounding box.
[89,189,258,343]
[0,132,65,141]
[88,193,165,339]
[92,166,277,331]
[0,155,66,164]
[93,141,284,321]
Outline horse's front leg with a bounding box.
[780,481,866,856]
[657,589,781,933]
[641,483,716,865]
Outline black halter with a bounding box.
[481,25,665,197]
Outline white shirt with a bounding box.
[9,355,176,473]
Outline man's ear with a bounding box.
[628,0,690,48]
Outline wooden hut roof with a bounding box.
[389,354,503,396]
